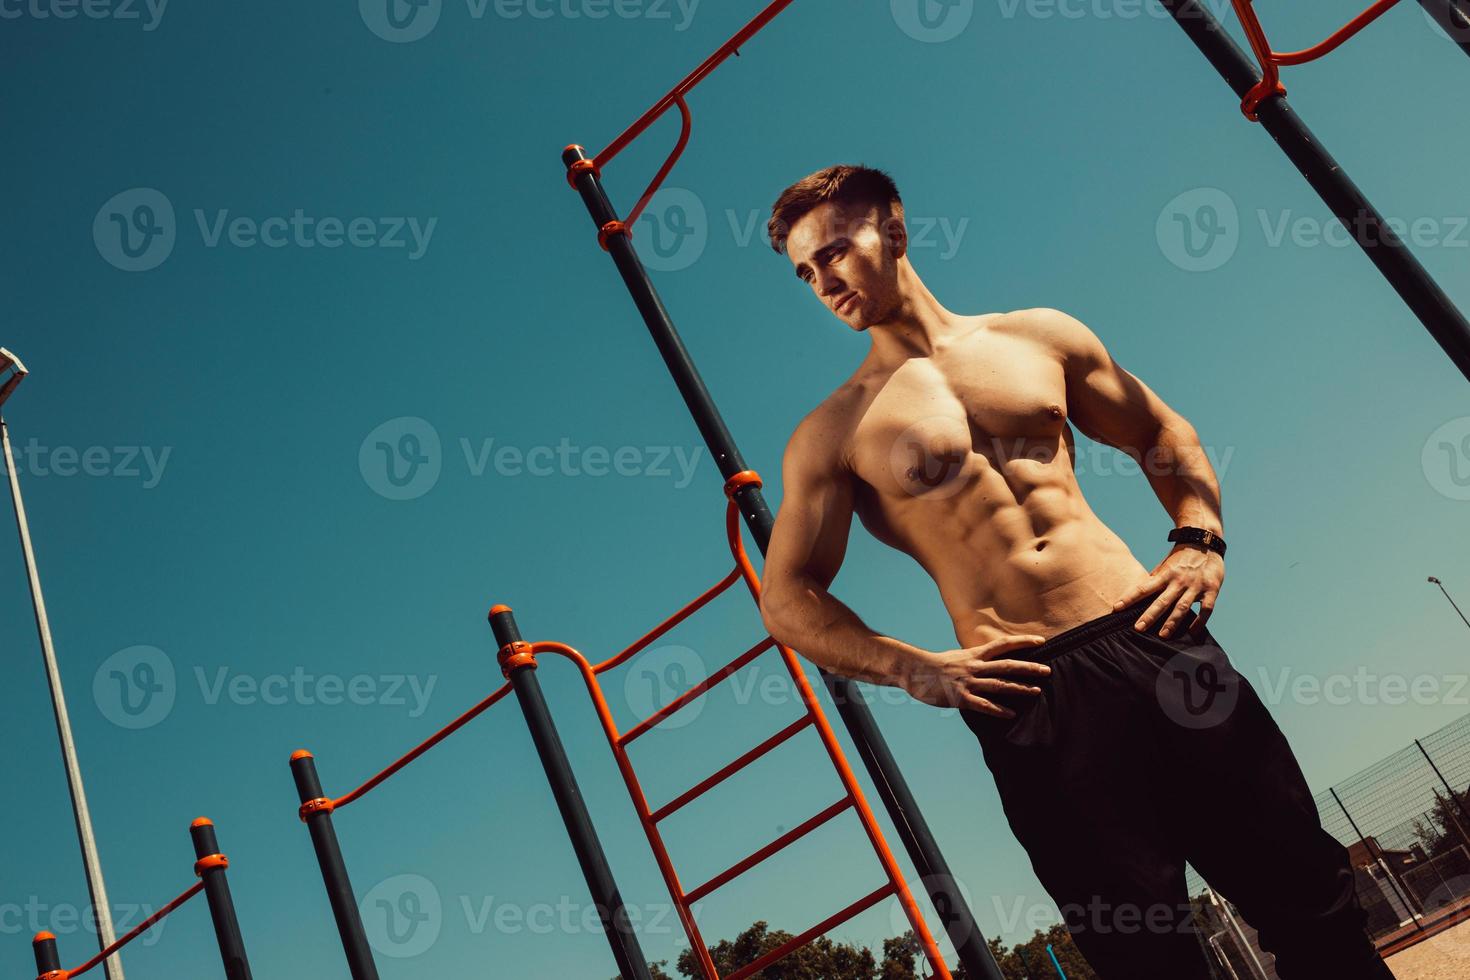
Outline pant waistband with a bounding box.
[1023,591,1169,661]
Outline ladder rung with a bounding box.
[684,796,854,904]
[649,714,813,823]
[618,637,776,746]
[723,881,899,980]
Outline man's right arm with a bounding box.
[757,412,927,690]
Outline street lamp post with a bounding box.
[1429,576,1470,632]
[0,349,125,980]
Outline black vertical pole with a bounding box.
[1330,787,1424,929]
[562,144,1003,980]
[32,931,62,979]
[1418,0,1470,58]
[290,751,381,980]
[488,605,653,980]
[1159,0,1470,386]
[1414,738,1470,831]
[188,818,253,980]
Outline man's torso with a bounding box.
[819,310,1150,649]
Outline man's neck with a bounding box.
[865,263,969,362]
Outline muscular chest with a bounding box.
[847,333,1072,501]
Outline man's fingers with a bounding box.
[1158,588,1200,638]
[1135,583,1185,632]
[967,676,1044,696]
[964,694,1015,719]
[976,658,1053,679]
[1188,593,1217,634]
[1112,577,1161,612]
[975,635,1048,659]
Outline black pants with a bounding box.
[961,595,1393,980]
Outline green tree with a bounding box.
[679,920,878,978]
[612,918,1100,979]
[983,924,1096,979]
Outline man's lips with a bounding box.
[835,293,858,315]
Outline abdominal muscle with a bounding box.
[855,453,1152,652]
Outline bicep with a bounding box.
[1039,309,1180,452]
[763,424,856,601]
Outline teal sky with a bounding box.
[3,1,1469,976]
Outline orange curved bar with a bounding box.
[590,564,744,675]
[624,95,692,231]
[326,680,514,812]
[592,0,796,169]
[48,881,205,979]
[1228,0,1405,118]
[579,1,797,224]
[1270,0,1404,64]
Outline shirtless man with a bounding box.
[756,165,1391,979]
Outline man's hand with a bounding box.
[903,636,1053,717]
[1112,545,1225,638]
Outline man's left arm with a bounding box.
[1026,307,1224,637]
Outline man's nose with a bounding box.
[816,270,844,297]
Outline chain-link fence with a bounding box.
[1182,711,1470,977]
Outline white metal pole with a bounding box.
[1209,888,1270,980]
[2,417,125,980]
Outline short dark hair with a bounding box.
[766,164,904,255]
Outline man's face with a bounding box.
[785,199,904,331]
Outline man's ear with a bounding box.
[881,213,908,259]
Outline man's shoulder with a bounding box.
[986,307,1106,363]
[986,306,1080,338]
[785,384,864,470]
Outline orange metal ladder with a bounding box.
[494,470,954,979]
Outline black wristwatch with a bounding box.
[1168,526,1227,556]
